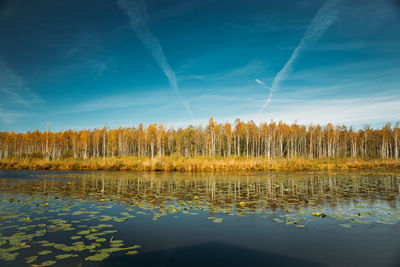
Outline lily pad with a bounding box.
[40,260,56,266]
[85,252,110,261]
[55,254,78,260]
[38,250,53,255]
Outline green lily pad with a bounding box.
[38,250,53,255]
[25,255,38,263]
[40,260,57,266]
[55,254,78,260]
[85,252,110,261]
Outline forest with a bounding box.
[1,118,399,161]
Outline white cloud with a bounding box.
[260,0,343,112]
[0,105,25,124]
[0,62,41,105]
[60,90,173,113]
[0,61,42,124]
[0,60,42,123]
[117,0,195,122]
[203,95,400,128]
[177,60,267,82]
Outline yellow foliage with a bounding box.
[0,157,399,172]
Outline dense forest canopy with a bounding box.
[0,118,399,160]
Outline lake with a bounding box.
[0,170,399,266]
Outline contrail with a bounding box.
[260,0,343,112]
[117,0,196,122]
[255,78,266,87]
[255,78,274,108]
[183,100,196,123]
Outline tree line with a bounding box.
[0,118,399,160]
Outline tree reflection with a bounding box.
[1,172,398,213]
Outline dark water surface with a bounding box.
[0,170,399,267]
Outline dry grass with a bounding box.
[0,156,399,171]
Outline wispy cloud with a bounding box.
[220,18,307,35]
[260,0,343,112]
[287,59,400,93]
[186,94,400,129]
[307,40,400,53]
[0,105,25,124]
[0,61,42,124]
[254,78,273,107]
[0,61,41,106]
[18,15,115,81]
[62,90,173,114]
[117,0,195,122]
[177,60,267,83]
[261,96,400,126]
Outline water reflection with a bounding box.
[0,171,399,266]
[1,171,399,216]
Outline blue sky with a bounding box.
[0,0,400,132]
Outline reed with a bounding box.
[0,157,399,172]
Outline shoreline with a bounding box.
[1,157,399,172]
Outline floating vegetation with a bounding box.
[40,260,56,266]
[55,254,78,259]
[312,212,328,218]
[0,171,399,265]
[376,219,395,225]
[0,250,19,261]
[208,217,223,223]
[85,252,110,261]
[38,250,52,255]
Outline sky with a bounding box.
[0,0,400,132]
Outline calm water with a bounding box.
[0,170,399,267]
